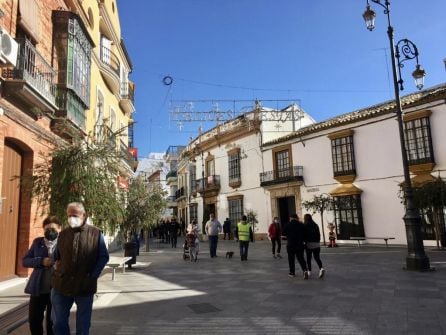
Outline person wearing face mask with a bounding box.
[22,216,61,335]
[268,217,283,259]
[51,202,109,335]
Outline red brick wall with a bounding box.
[0,0,71,278]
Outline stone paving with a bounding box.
[2,239,446,334]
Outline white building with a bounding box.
[179,104,316,236]
[262,84,446,246]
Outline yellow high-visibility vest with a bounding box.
[237,222,250,241]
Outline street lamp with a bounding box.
[362,0,430,271]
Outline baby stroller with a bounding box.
[182,239,190,261]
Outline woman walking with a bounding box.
[303,214,325,278]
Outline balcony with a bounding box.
[196,175,221,196]
[166,170,177,186]
[2,38,57,113]
[119,81,135,115]
[120,140,138,172]
[260,166,304,187]
[99,44,120,94]
[175,187,186,200]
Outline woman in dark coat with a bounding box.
[303,214,325,279]
[22,216,61,335]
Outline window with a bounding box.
[110,108,116,132]
[331,135,356,177]
[189,204,198,222]
[228,150,241,186]
[67,16,91,107]
[95,90,104,141]
[275,149,290,179]
[206,159,215,176]
[228,197,243,230]
[190,166,196,194]
[333,195,364,240]
[404,116,434,165]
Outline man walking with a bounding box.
[283,213,309,279]
[235,215,253,261]
[51,202,109,335]
[205,213,222,258]
[169,217,180,248]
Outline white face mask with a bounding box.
[68,216,83,228]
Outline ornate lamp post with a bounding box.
[362,0,430,271]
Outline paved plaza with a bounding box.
[1,239,446,334]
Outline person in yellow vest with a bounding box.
[235,215,253,261]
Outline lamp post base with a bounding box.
[404,255,432,272]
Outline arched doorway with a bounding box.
[0,141,23,280]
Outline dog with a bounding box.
[225,251,234,259]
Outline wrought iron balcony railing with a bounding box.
[100,44,120,78]
[260,166,303,186]
[2,38,57,106]
[175,187,185,200]
[196,175,221,193]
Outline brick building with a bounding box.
[0,0,137,280]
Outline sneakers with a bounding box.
[319,268,325,279]
[303,271,309,280]
[288,272,296,277]
[277,253,282,259]
[307,271,311,278]
[273,254,277,259]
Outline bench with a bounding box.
[107,256,133,280]
[350,237,395,248]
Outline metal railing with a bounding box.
[196,175,221,193]
[120,139,136,167]
[175,187,185,200]
[120,82,134,104]
[100,44,120,78]
[260,166,303,185]
[2,38,57,106]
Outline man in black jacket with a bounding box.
[283,213,309,279]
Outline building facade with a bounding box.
[262,84,446,246]
[0,0,136,280]
[179,104,315,237]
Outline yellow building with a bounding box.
[66,0,137,179]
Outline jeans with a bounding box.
[29,293,53,335]
[271,238,281,255]
[208,235,218,257]
[286,245,307,275]
[239,241,249,260]
[306,247,323,271]
[51,289,94,335]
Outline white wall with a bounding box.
[291,101,446,246]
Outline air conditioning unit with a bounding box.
[0,27,18,67]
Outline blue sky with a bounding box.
[118,1,446,157]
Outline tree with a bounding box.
[29,127,127,233]
[302,194,334,246]
[124,177,167,251]
[245,208,259,242]
[403,177,446,248]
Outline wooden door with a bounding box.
[0,142,22,279]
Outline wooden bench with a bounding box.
[107,256,133,280]
[350,237,395,248]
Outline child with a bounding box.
[186,228,198,262]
